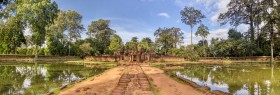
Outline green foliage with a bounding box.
[195,24,209,40]
[174,45,200,61]
[181,6,205,44]
[87,19,115,54]
[46,35,67,56]
[47,10,84,56]
[195,24,209,56]
[17,47,27,55]
[154,27,184,55]
[0,16,26,54]
[79,43,92,57]
[131,37,138,43]
[108,34,122,54]
[228,28,242,40]
[180,6,205,28]
[125,41,134,50]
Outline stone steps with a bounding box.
[111,65,153,95]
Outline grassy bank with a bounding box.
[150,59,280,67]
[65,61,118,68]
[0,55,82,63]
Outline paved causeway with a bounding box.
[111,65,153,95]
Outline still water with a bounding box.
[173,64,280,95]
[0,63,106,95]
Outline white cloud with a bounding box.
[174,0,230,24]
[210,0,230,23]
[236,24,249,33]
[157,13,170,18]
[182,28,228,45]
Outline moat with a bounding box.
[171,63,280,95]
[0,63,106,95]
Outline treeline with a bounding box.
[0,0,280,61]
[174,0,280,61]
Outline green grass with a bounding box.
[149,61,199,67]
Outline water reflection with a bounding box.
[0,63,106,95]
[173,64,280,95]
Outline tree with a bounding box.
[138,37,153,51]
[108,34,122,54]
[195,24,209,57]
[79,43,92,57]
[218,0,259,41]
[181,6,205,45]
[260,0,279,62]
[5,16,26,54]
[47,10,84,56]
[3,0,58,59]
[141,37,153,46]
[87,19,115,54]
[154,27,184,55]
[0,0,13,12]
[228,28,242,40]
[195,24,209,47]
[131,36,138,44]
[139,37,153,50]
[46,33,67,56]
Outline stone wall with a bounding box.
[201,56,280,61]
[84,56,116,62]
[84,55,185,62]
[152,56,185,62]
[0,55,81,62]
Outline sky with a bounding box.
[53,0,249,45]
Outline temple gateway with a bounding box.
[116,44,153,63]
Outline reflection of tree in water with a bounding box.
[0,66,26,94]
[0,63,106,95]
[176,64,280,95]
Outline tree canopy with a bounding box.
[181,6,205,44]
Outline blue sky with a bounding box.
[53,0,249,45]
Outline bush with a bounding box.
[175,45,200,61]
[17,48,27,55]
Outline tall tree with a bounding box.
[87,19,115,54]
[5,16,26,54]
[181,6,205,45]
[47,10,84,56]
[260,0,279,62]
[218,0,258,42]
[4,0,58,59]
[195,24,209,56]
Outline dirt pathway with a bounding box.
[141,65,204,95]
[58,66,125,95]
[58,64,204,95]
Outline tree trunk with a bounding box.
[14,40,17,54]
[270,24,274,63]
[68,43,71,56]
[35,45,38,61]
[68,36,71,56]
[202,37,205,57]
[191,26,193,45]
